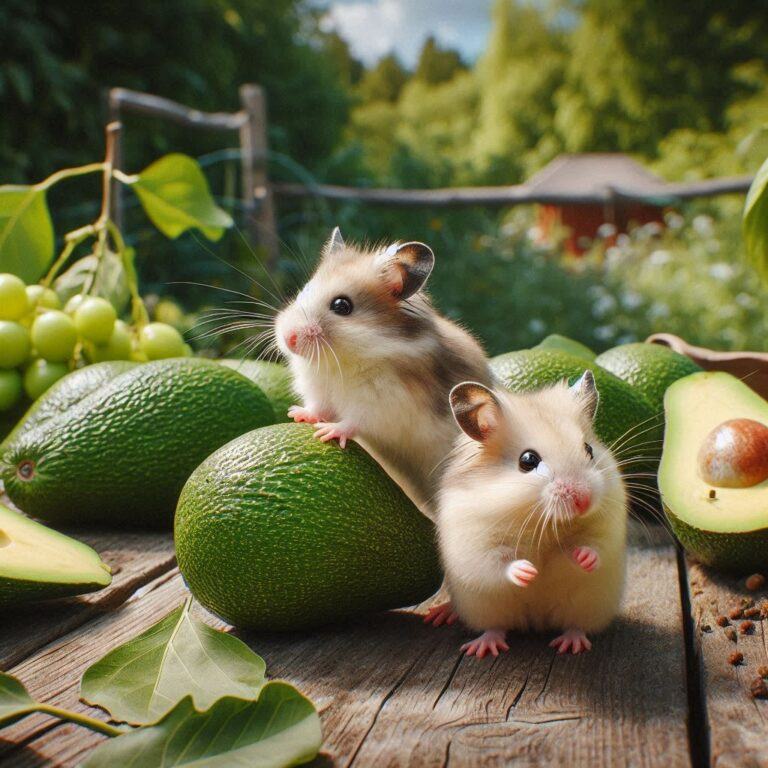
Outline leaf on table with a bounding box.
[126,153,233,242]
[0,671,40,729]
[0,185,54,282]
[80,599,266,725]
[744,155,768,282]
[80,682,322,768]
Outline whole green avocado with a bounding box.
[175,423,442,631]
[1,358,275,527]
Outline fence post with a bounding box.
[239,84,278,265]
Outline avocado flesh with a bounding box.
[660,371,768,571]
[0,503,112,606]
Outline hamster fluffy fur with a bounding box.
[275,228,492,511]
[436,374,628,655]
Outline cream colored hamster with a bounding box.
[275,228,492,511]
[430,372,628,656]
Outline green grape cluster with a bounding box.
[0,273,190,412]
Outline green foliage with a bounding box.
[743,156,768,279]
[81,685,322,768]
[81,600,266,725]
[414,36,465,85]
[0,187,53,282]
[357,54,409,104]
[128,154,233,242]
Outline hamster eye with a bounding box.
[584,443,594,460]
[518,450,541,473]
[330,296,353,316]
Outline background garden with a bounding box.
[2,0,768,356]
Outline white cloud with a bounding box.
[320,0,493,67]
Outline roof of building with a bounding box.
[526,153,669,198]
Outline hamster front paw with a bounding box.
[288,405,321,424]
[460,628,509,658]
[505,559,538,587]
[423,601,459,627]
[313,421,357,449]
[549,628,592,655]
[572,546,600,572]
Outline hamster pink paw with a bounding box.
[423,601,458,627]
[288,405,320,424]
[506,559,538,587]
[572,546,600,572]
[314,421,356,448]
[549,628,592,655]
[461,629,509,658]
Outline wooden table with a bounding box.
[0,522,766,767]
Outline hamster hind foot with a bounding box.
[549,628,592,655]
[461,629,509,658]
[423,601,458,627]
[572,546,600,572]
[288,405,321,424]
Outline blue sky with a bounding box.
[317,0,494,67]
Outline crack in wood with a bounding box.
[432,652,464,710]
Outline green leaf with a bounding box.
[0,672,39,729]
[743,156,768,282]
[81,600,265,725]
[54,250,130,313]
[0,186,54,282]
[80,683,322,768]
[126,154,233,242]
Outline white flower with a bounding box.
[621,290,643,310]
[664,212,684,230]
[649,249,672,267]
[617,234,631,248]
[595,325,616,341]
[692,214,714,237]
[593,294,618,317]
[616,333,637,345]
[528,318,546,335]
[597,223,617,238]
[708,263,734,281]
[736,292,757,309]
[648,302,670,320]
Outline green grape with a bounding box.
[0,273,30,320]
[26,285,61,311]
[0,321,31,368]
[74,297,116,344]
[138,322,187,360]
[64,294,85,315]
[0,369,22,411]
[182,343,193,357]
[87,320,133,362]
[23,359,69,400]
[31,310,78,362]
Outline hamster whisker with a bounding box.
[607,419,664,456]
[187,321,269,343]
[320,337,344,386]
[168,281,280,312]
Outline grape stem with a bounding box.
[35,704,125,738]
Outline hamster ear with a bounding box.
[324,227,345,257]
[380,241,435,299]
[450,382,503,442]
[570,370,599,421]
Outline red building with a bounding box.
[526,154,669,255]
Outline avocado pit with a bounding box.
[697,418,768,489]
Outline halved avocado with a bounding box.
[660,372,768,572]
[0,503,112,606]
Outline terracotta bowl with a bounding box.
[647,333,768,400]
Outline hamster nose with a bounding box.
[286,330,298,352]
[573,488,591,515]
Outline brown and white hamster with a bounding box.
[431,372,628,656]
[275,228,492,511]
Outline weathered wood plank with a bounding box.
[2,528,691,768]
[683,559,768,767]
[0,529,176,669]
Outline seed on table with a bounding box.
[750,678,768,699]
[701,624,712,633]
[729,607,744,620]
[739,597,754,608]
[760,601,768,619]
[724,627,737,642]
[758,665,768,678]
[745,573,765,591]
[739,620,754,635]
[716,615,729,627]
[743,606,760,619]
[728,651,744,665]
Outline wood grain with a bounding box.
[0,529,695,767]
[682,559,768,767]
[0,530,176,669]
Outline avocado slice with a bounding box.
[660,371,768,572]
[0,503,112,606]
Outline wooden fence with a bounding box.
[107,84,754,259]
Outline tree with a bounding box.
[356,54,409,103]
[414,37,465,85]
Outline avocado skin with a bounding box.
[491,348,661,469]
[1,361,137,450]
[595,343,702,414]
[175,423,442,631]
[665,504,768,573]
[535,334,596,362]
[1,358,276,528]
[218,359,295,422]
